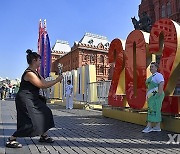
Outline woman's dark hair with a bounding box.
[151,62,159,68]
[26,49,41,64]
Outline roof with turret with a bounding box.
[78,32,110,47]
[71,33,126,52]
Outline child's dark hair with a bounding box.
[67,80,71,84]
[150,62,159,68]
[26,49,41,64]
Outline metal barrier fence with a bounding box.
[44,79,112,105]
[86,80,111,105]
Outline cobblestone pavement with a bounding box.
[0,100,179,154]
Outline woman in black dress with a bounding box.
[6,49,62,148]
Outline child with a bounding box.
[65,80,73,109]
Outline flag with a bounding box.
[44,34,51,78]
[38,19,43,55]
[38,19,51,78]
[40,33,45,78]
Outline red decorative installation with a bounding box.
[108,18,180,114]
[125,30,147,109]
[108,39,125,107]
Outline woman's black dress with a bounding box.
[13,69,55,137]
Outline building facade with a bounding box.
[139,0,180,24]
[52,33,111,81]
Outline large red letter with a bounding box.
[149,18,180,114]
[108,39,126,107]
[125,30,149,109]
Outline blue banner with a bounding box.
[40,34,45,78]
[44,34,51,78]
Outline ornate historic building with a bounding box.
[139,0,180,24]
[51,33,111,81]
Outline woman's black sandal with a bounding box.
[6,137,22,148]
[39,135,54,143]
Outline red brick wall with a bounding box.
[139,0,180,24]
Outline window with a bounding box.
[97,43,104,49]
[84,55,88,61]
[167,2,171,17]
[100,55,104,63]
[90,54,95,62]
[161,5,166,17]
[88,39,93,45]
[108,68,111,75]
[100,66,104,73]
[84,55,87,60]
[104,42,110,48]
[173,86,180,95]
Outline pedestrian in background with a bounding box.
[142,62,165,133]
[9,86,13,98]
[0,86,2,100]
[13,85,19,98]
[65,80,73,109]
[1,85,6,100]
[6,49,63,148]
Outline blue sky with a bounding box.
[0,0,140,79]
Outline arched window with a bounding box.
[161,4,166,17]
[90,54,95,62]
[167,2,171,17]
[84,55,88,60]
[100,66,104,73]
[97,43,104,49]
[100,55,104,63]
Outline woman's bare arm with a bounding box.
[24,72,62,89]
[158,81,164,94]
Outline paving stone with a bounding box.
[0,100,180,154]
